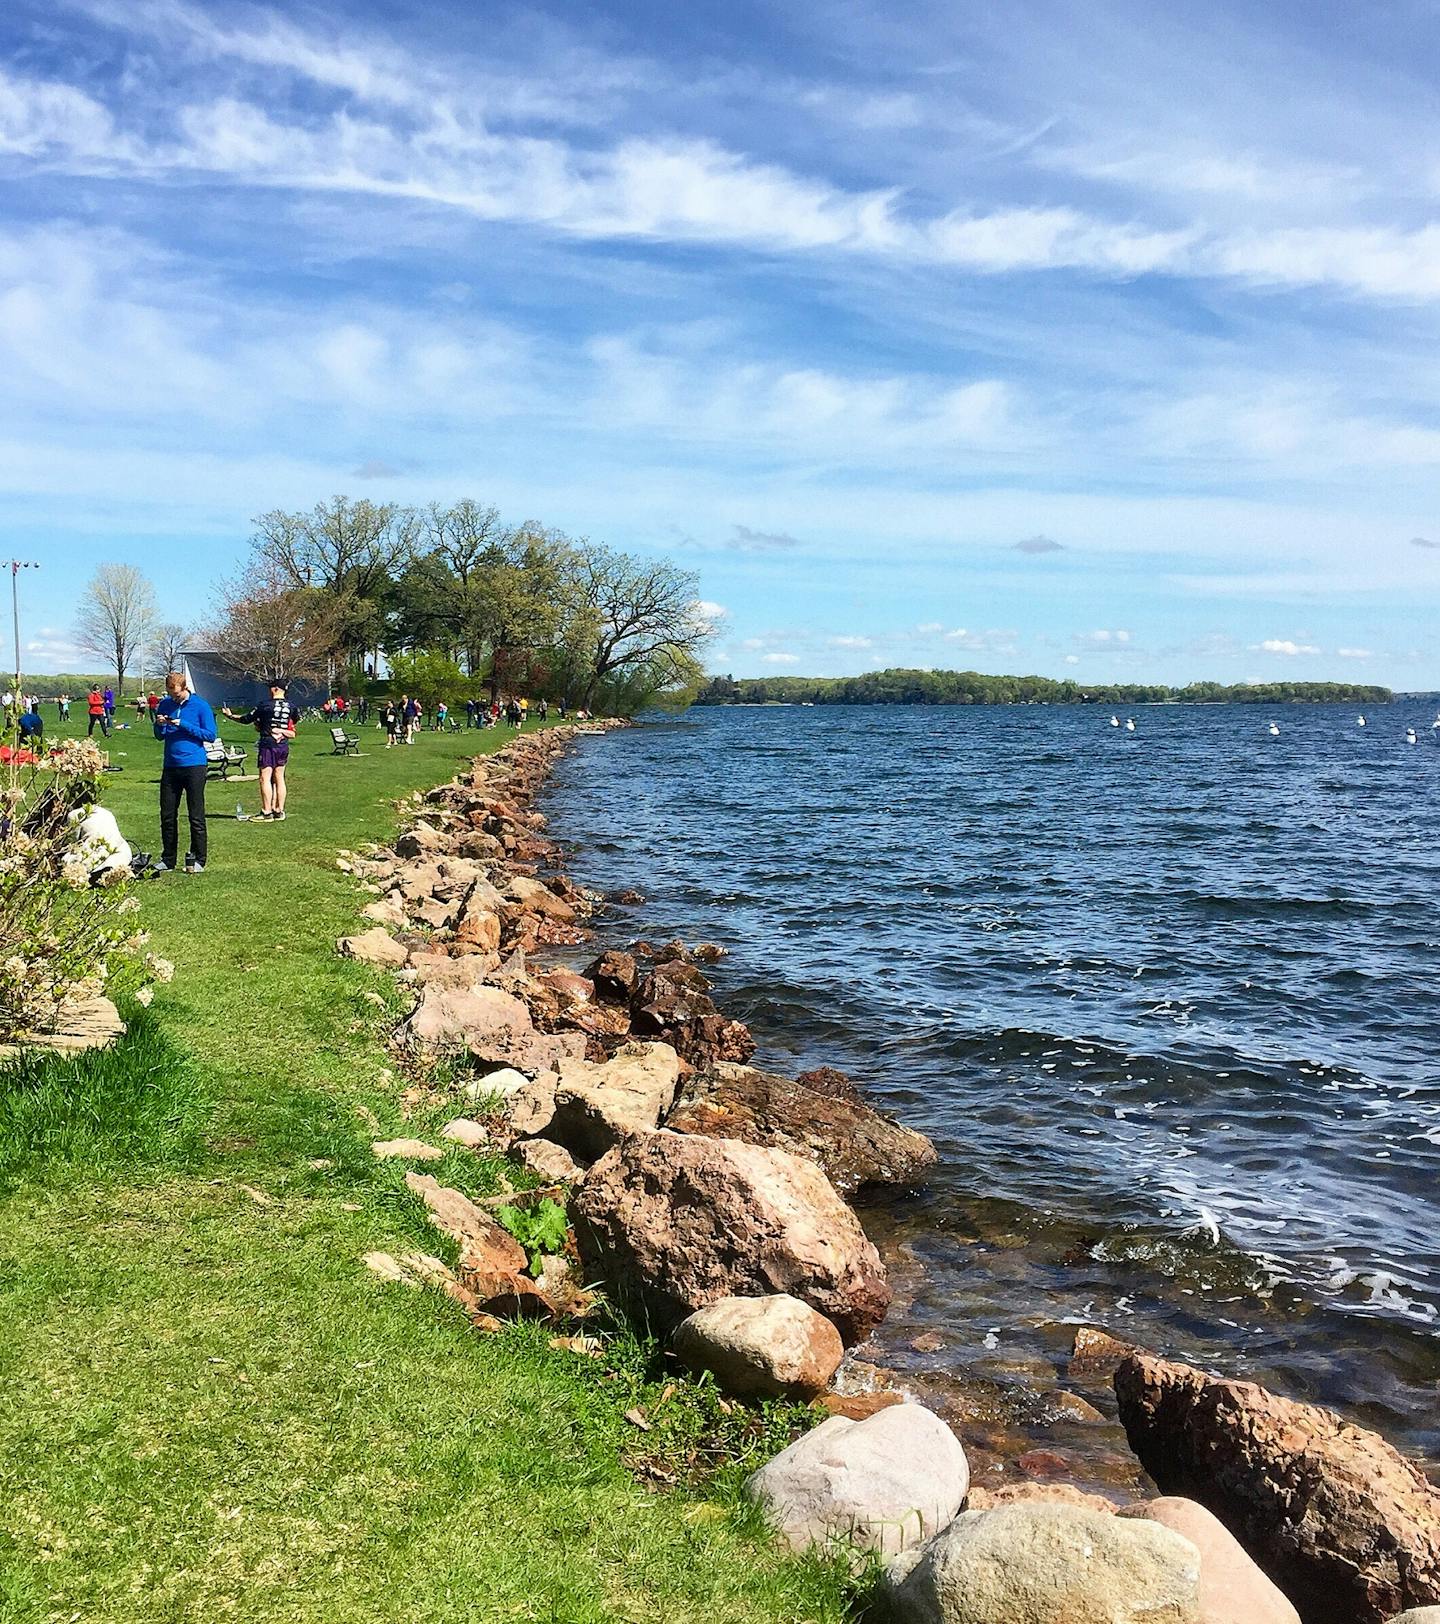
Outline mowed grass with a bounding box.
[0,714,853,1623]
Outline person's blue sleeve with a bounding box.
[152,705,170,742]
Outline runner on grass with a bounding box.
[223,681,298,821]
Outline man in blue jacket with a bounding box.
[153,670,217,873]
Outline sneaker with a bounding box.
[273,810,286,821]
[152,860,171,873]
[184,862,205,874]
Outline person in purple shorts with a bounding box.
[223,681,298,821]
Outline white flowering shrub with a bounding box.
[0,738,158,1043]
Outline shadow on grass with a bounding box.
[0,1004,211,1192]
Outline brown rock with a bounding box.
[407,951,496,987]
[451,904,501,954]
[404,1171,527,1276]
[361,896,407,929]
[573,1129,890,1344]
[795,1065,862,1102]
[516,1137,585,1184]
[338,927,407,967]
[509,875,577,923]
[1071,1325,1138,1381]
[635,962,712,999]
[631,993,757,1066]
[545,1041,683,1161]
[816,1389,906,1421]
[1120,1498,1301,1624]
[410,898,453,930]
[585,949,638,1002]
[406,982,584,1073]
[440,1118,489,1148]
[666,1063,938,1194]
[395,822,447,858]
[672,1294,845,1399]
[1050,1389,1108,1425]
[1114,1350,1440,1624]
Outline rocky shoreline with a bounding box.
[336,723,1440,1624]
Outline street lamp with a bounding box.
[5,559,40,701]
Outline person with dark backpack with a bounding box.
[223,682,298,821]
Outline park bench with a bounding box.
[203,739,248,781]
[330,726,360,756]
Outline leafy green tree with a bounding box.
[565,545,711,710]
[384,649,467,711]
[251,496,420,668]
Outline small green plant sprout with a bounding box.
[495,1197,570,1274]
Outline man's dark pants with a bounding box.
[159,764,208,868]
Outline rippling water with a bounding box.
[543,703,1440,1483]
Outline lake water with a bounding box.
[543,702,1440,1487]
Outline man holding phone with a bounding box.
[153,670,217,873]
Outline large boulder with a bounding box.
[1114,1351,1440,1624]
[881,1502,1201,1623]
[745,1403,968,1557]
[508,875,577,923]
[585,948,638,1002]
[337,927,407,967]
[545,1042,683,1161]
[573,1129,890,1344]
[672,1294,843,1399]
[1118,1498,1300,1624]
[395,821,448,858]
[407,983,584,1074]
[630,990,757,1067]
[666,1063,938,1193]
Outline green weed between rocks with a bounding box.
[0,718,857,1623]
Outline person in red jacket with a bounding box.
[86,687,108,737]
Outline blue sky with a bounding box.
[3,0,1440,684]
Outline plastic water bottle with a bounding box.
[235,801,247,823]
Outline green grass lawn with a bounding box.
[0,712,854,1622]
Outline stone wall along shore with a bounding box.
[336,722,1440,1624]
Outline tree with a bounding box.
[206,565,341,687]
[421,499,505,673]
[148,622,189,682]
[75,564,157,696]
[470,522,574,701]
[565,545,711,708]
[385,649,466,711]
[251,496,420,665]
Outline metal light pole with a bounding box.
[6,559,39,702]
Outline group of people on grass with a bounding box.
[22,672,581,883]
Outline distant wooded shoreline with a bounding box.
[695,669,1393,706]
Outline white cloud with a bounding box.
[915,621,944,635]
[1074,628,1132,646]
[1336,646,1373,658]
[828,634,873,648]
[761,651,800,665]
[695,599,728,621]
[942,627,1020,654]
[1256,638,1321,656]
[1063,654,1080,664]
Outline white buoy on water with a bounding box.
[1269,722,1280,736]
[1109,715,1120,727]
[1406,728,1418,746]
[1358,715,1367,727]
[1125,717,1136,732]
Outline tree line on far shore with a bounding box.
[696,669,1394,707]
[71,497,713,713]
